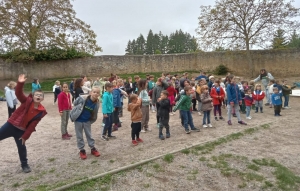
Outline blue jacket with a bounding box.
[32,83,41,93]
[102,92,113,114]
[273,84,283,95]
[226,83,242,104]
[271,93,282,105]
[113,88,122,108]
[195,75,207,81]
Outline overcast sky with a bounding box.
[71,0,300,55]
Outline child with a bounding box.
[53,80,61,105]
[70,87,101,160]
[244,89,253,119]
[128,94,143,146]
[271,87,282,116]
[74,78,84,99]
[148,75,156,112]
[31,78,41,93]
[166,82,177,115]
[249,80,256,110]
[173,86,200,133]
[226,75,247,125]
[0,74,47,173]
[5,81,18,118]
[201,85,213,128]
[195,79,203,116]
[101,83,116,141]
[190,82,197,112]
[208,76,215,93]
[268,80,275,108]
[210,80,225,121]
[253,84,265,113]
[133,75,140,94]
[112,80,122,131]
[282,79,296,109]
[58,82,72,140]
[138,79,150,132]
[157,91,171,140]
[152,78,168,128]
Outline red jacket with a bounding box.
[252,90,265,101]
[244,95,253,106]
[8,81,47,140]
[166,86,177,97]
[210,87,225,105]
[58,92,72,112]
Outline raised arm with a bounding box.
[16,74,28,103]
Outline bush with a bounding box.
[0,47,91,62]
[214,64,230,75]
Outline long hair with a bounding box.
[74,78,83,89]
[137,79,147,95]
[260,69,267,80]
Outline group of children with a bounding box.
[0,71,296,173]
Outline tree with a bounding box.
[197,0,300,76]
[135,34,146,55]
[158,31,169,54]
[287,30,300,49]
[125,40,133,55]
[145,29,154,54]
[272,29,288,49]
[0,0,101,55]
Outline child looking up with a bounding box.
[253,84,265,113]
[173,86,200,134]
[101,83,115,141]
[0,74,47,173]
[70,87,101,160]
[210,80,225,121]
[5,81,18,118]
[244,89,253,119]
[226,75,247,125]
[201,85,213,128]
[138,79,150,132]
[157,90,171,140]
[271,87,282,116]
[58,82,72,140]
[128,94,143,146]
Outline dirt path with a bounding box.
[0,93,299,191]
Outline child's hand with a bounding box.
[158,98,161,102]
[19,137,26,145]
[18,74,27,83]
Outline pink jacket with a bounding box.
[58,92,72,112]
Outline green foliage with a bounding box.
[0,47,91,62]
[163,154,174,163]
[214,64,230,75]
[287,30,300,49]
[272,29,288,49]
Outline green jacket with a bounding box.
[173,94,191,112]
[282,85,296,96]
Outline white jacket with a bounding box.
[5,87,18,108]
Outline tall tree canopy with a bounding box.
[0,0,101,55]
[197,0,300,76]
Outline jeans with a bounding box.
[269,93,273,105]
[203,110,211,125]
[180,110,195,130]
[8,105,16,118]
[227,104,241,121]
[246,106,251,117]
[103,113,113,136]
[0,122,28,167]
[265,85,270,104]
[112,107,120,125]
[283,95,289,107]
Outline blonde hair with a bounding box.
[254,84,261,90]
[91,86,100,92]
[201,85,209,91]
[112,80,117,87]
[7,81,17,89]
[55,80,60,85]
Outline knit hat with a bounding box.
[209,76,215,80]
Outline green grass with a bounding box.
[0,89,4,97]
[65,174,112,191]
[48,158,56,162]
[247,164,260,171]
[163,154,174,163]
[181,149,190,155]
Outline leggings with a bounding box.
[213,104,222,116]
[169,105,173,113]
[192,99,197,110]
[131,122,141,140]
[54,92,58,103]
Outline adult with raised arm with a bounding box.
[252,69,274,106]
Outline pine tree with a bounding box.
[145,29,154,54]
[125,40,133,55]
[287,30,300,49]
[272,29,288,49]
[136,34,146,55]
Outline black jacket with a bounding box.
[157,99,170,117]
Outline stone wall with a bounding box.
[0,49,299,80]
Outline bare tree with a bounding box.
[196,0,300,76]
[0,0,102,54]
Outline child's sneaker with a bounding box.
[79,150,87,160]
[185,129,191,134]
[215,116,218,121]
[198,112,202,116]
[136,138,143,143]
[141,130,146,133]
[146,128,152,132]
[246,116,251,120]
[166,133,170,138]
[132,140,138,146]
[91,148,100,157]
[219,116,224,120]
[228,120,232,125]
[191,127,200,132]
[108,135,116,139]
[22,165,32,173]
[159,135,165,140]
[238,121,247,125]
[203,124,208,128]
[66,132,72,137]
[101,135,109,141]
[207,124,213,128]
[62,134,70,140]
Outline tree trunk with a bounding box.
[246,40,254,77]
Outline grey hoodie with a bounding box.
[70,95,99,123]
[152,80,169,105]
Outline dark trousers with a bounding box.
[8,105,16,118]
[274,105,282,115]
[102,113,112,136]
[131,122,141,140]
[71,92,75,103]
[112,107,120,125]
[0,122,28,167]
[213,104,222,116]
[159,116,170,135]
[156,104,160,124]
[54,92,58,103]
[192,99,197,110]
